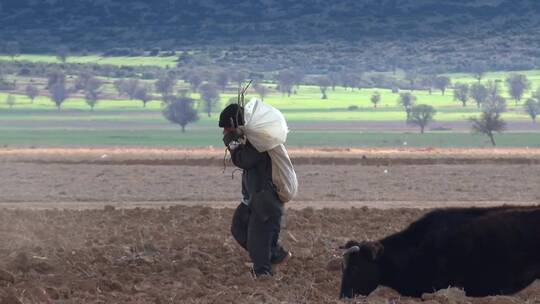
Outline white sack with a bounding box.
[242,98,288,152]
[268,144,298,203]
[240,98,297,202]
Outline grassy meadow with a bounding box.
[0,55,539,148]
[0,54,178,67]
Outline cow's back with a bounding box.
[442,207,540,296]
[379,206,540,297]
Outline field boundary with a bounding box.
[10,156,540,166]
[0,200,537,210]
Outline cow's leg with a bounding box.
[231,203,250,251]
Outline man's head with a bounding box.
[340,240,384,298]
[219,104,244,130]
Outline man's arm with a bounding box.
[230,143,265,170]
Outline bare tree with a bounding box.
[5,42,20,60]
[470,94,507,146]
[397,92,416,118]
[276,70,295,97]
[114,79,140,99]
[74,71,94,92]
[341,72,360,91]
[453,83,469,107]
[215,70,229,92]
[155,74,177,100]
[84,90,99,111]
[5,95,15,108]
[420,76,434,94]
[49,81,69,110]
[25,84,39,104]
[482,94,507,114]
[113,80,125,97]
[46,70,69,110]
[470,83,488,108]
[470,112,506,147]
[485,80,501,99]
[524,98,539,123]
[253,82,269,101]
[471,63,486,83]
[184,71,202,92]
[125,79,141,99]
[315,76,331,99]
[231,70,249,87]
[531,87,540,102]
[134,85,152,108]
[56,46,69,63]
[371,91,381,108]
[230,70,249,88]
[433,76,451,95]
[198,82,220,117]
[405,70,418,91]
[388,56,398,75]
[47,71,66,89]
[83,77,103,111]
[506,74,531,106]
[291,69,305,90]
[162,96,199,132]
[407,104,436,134]
[328,72,341,91]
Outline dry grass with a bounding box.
[2,147,540,163]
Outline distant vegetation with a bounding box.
[1,0,540,147]
[2,1,540,74]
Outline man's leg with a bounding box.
[247,213,281,276]
[231,203,250,251]
[270,213,291,264]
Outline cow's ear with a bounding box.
[340,240,362,249]
[362,242,384,260]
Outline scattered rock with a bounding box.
[422,287,470,304]
[369,286,401,299]
[13,252,30,273]
[0,269,15,284]
[300,207,315,219]
[475,296,523,304]
[0,288,22,304]
[44,287,60,300]
[181,267,203,280]
[325,257,342,272]
[31,260,54,274]
[99,279,123,292]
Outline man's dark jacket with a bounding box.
[230,141,283,220]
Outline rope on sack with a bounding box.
[223,80,252,178]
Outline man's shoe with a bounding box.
[271,248,292,265]
[251,268,274,279]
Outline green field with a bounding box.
[0,54,178,67]
[1,129,538,148]
[1,54,539,148]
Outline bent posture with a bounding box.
[219,104,290,277]
[341,206,540,298]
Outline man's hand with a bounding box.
[223,130,241,148]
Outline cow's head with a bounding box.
[340,240,384,298]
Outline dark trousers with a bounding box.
[231,202,282,275]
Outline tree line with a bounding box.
[2,66,539,141]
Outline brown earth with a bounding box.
[0,148,540,303]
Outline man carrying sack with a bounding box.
[220,102,295,277]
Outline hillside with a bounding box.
[2,0,540,72]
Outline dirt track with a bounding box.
[1,162,539,203]
[0,148,540,303]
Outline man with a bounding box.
[219,104,291,277]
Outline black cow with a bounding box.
[340,206,540,298]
